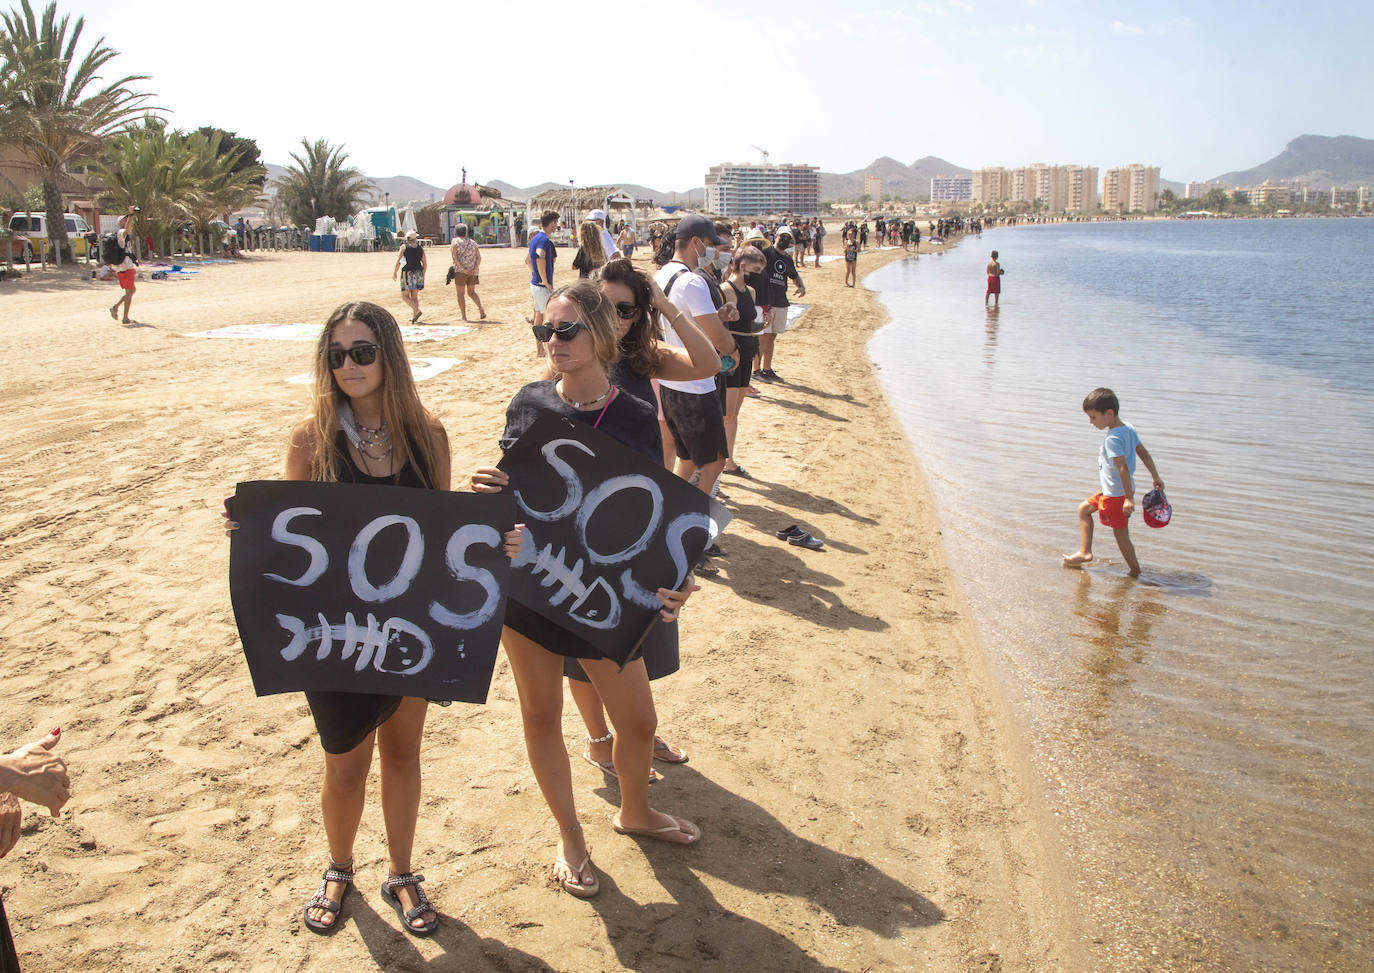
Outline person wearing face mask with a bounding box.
[756,229,805,383]
[651,215,737,573]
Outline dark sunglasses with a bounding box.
[327,343,380,369]
[531,320,585,342]
[613,302,640,320]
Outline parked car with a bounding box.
[6,212,95,260]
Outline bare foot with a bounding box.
[1127,567,1141,578]
[1062,552,1094,568]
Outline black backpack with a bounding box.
[101,232,127,265]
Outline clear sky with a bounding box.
[66,0,1374,191]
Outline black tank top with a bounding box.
[402,244,423,272]
[725,280,758,335]
[333,431,426,487]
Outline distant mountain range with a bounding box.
[1210,134,1374,189]
[262,135,1372,212]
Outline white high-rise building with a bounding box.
[705,162,820,217]
[972,167,1012,203]
[930,176,973,201]
[1102,164,1160,212]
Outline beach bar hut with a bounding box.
[418,181,516,246]
[525,186,646,245]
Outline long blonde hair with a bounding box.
[307,301,440,486]
[577,220,606,267]
[547,280,622,369]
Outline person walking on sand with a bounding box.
[394,231,426,323]
[107,207,139,323]
[1063,387,1165,578]
[985,250,1005,307]
[448,223,485,321]
[616,222,637,259]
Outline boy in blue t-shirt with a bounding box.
[1063,387,1164,577]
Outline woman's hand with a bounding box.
[503,524,525,560]
[0,793,20,858]
[720,301,740,324]
[654,579,701,622]
[470,467,509,494]
[2,730,70,817]
[221,496,238,536]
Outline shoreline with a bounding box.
[2,238,1075,970]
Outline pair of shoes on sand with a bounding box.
[776,523,824,549]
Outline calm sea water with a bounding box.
[867,219,1374,970]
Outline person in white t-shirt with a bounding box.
[652,215,737,504]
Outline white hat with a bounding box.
[588,209,607,221]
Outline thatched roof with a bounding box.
[527,185,633,209]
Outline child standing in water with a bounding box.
[1063,387,1164,577]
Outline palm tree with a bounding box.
[89,119,265,253]
[0,0,152,261]
[272,138,374,228]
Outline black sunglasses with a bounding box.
[327,343,380,369]
[532,320,585,342]
[613,302,640,320]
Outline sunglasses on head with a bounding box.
[327,343,379,369]
[613,302,639,320]
[531,320,585,342]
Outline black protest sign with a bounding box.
[229,480,517,702]
[497,410,731,665]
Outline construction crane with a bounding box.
[751,144,770,165]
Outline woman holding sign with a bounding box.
[569,258,719,781]
[226,300,520,937]
[472,280,702,899]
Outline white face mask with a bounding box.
[715,249,733,270]
[698,244,716,270]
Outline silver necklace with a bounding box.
[557,380,613,410]
[339,403,393,463]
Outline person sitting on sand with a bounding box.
[471,281,702,900]
[1063,387,1165,578]
[985,250,1005,307]
[394,232,426,323]
[448,223,485,322]
[223,301,522,936]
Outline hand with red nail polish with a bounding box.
[1,728,71,818]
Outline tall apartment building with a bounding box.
[1102,164,1160,212]
[1247,181,1290,207]
[704,162,821,217]
[1064,165,1099,212]
[972,167,1011,203]
[1359,186,1372,207]
[1185,180,1229,199]
[972,163,1096,212]
[930,176,973,201]
[864,173,883,201]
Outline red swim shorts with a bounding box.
[986,275,1001,295]
[116,268,136,290]
[1087,492,1127,528]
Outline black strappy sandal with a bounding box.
[381,871,439,937]
[302,858,354,935]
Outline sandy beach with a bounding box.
[0,235,1075,971]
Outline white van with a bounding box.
[7,212,95,260]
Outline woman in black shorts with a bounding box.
[226,301,519,937]
[567,258,719,779]
[470,281,702,899]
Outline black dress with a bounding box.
[303,433,428,755]
[499,381,679,679]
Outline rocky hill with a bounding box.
[1210,134,1374,188]
[819,155,972,200]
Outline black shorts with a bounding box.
[658,385,728,465]
[724,333,758,388]
[565,618,679,682]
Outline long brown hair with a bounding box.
[547,279,621,368]
[596,257,662,380]
[577,221,605,267]
[307,301,440,486]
